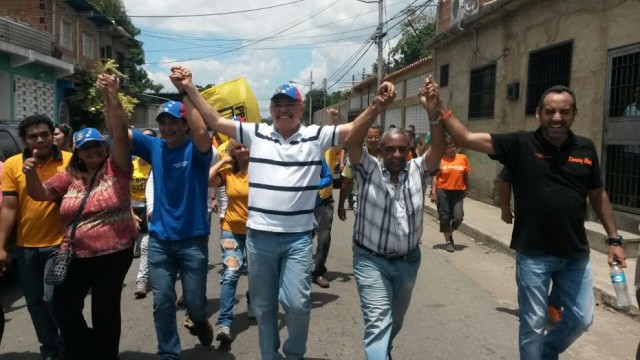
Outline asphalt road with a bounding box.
[1,191,638,359]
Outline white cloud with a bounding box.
[125,0,416,116]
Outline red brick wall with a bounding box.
[0,0,49,31]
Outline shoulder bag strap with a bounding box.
[66,164,103,248]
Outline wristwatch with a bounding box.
[605,235,624,246]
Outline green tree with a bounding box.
[88,0,162,95]
[67,60,139,129]
[372,11,436,75]
[88,0,139,37]
[387,12,436,71]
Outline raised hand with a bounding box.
[375,82,396,107]
[419,75,441,113]
[22,149,38,174]
[96,74,119,96]
[326,108,340,124]
[169,66,194,91]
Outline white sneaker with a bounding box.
[215,325,232,343]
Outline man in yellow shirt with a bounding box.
[0,115,72,359]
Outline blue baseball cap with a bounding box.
[73,128,105,149]
[156,100,185,121]
[270,84,303,102]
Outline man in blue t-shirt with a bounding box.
[129,75,213,358]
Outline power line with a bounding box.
[144,0,344,65]
[0,0,306,19]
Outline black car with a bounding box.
[0,122,25,281]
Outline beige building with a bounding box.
[422,0,640,233]
[316,57,436,135]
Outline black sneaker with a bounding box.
[190,321,214,347]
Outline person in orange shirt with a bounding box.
[430,139,470,252]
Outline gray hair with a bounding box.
[379,128,410,147]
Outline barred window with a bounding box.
[605,144,640,213]
[440,64,449,88]
[526,42,573,114]
[468,64,496,119]
[82,33,94,59]
[60,20,72,50]
[608,50,640,117]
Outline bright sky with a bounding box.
[121,0,430,117]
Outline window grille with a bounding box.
[526,42,573,114]
[605,144,640,213]
[468,64,496,119]
[440,64,449,88]
[608,51,640,117]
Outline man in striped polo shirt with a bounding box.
[173,66,396,360]
[343,76,447,360]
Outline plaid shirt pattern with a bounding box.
[353,152,430,256]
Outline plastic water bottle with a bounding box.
[610,261,632,307]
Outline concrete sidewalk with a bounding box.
[424,197,640,321]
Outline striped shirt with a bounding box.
[236,122,339,232]
[353,151,430,256]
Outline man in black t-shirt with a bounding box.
[429,84,627,359]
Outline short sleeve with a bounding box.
[43,171,72,201]
[237,122,256,147]
[586,142,604,189]
[489,132,522,168]
[1,158,18,195]
[319,125,339,150]
[131,130,154,163]
[499,166,513,182]
[341,164,353,179]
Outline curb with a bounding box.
[423,205,640,322]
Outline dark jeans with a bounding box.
[15,245,59,357]
[312,199,334,277]
[0,302,4,347]
[53,248,133,360]
[436,189,465,233]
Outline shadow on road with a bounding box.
[311,292,339,310]
[0,277,27,315]
[324,270,353,283]
[120,345,237,359]
[431,243,469,252]
[0,352,39,360]
[495,306,519,318]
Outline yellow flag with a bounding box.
[200,77,260,142]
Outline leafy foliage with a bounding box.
[372,11,436,74]
[87,0,140,37]
[67,60,138,128]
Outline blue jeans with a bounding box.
[246,228,312,360]
[217,230,246,328]
[516,253,594,360]
[353,245,421,360]
[15,245,60,358]
[148,236,209,359]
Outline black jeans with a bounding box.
[53,248,133,360]
[312,199,334,277]
[436,189,465,233]
[0,301,4,347]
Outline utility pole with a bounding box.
[323,78,327,108]
[376,0,384,88]
[309,70,313,124]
